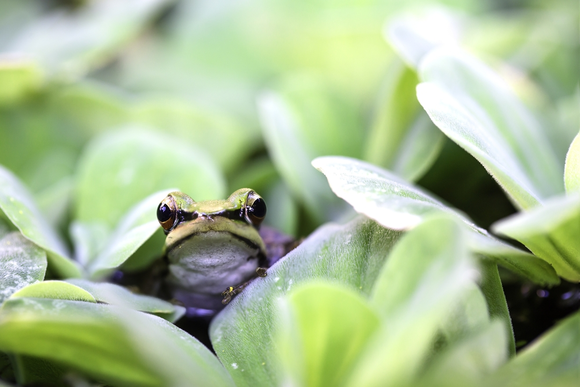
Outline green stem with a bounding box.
[478,260,516,356]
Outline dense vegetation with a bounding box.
[0,0,578,386]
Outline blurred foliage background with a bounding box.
[0,0,577,240]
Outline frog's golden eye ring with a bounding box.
[157,195,178,233]
[245,191,267,227]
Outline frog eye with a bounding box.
[157,195,178,233]
[245,191,267,227]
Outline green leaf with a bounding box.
[210,216,402,387]
[0,165,81,278]
[0,298,234,387]
[488,311,580,387]
[0,59,42,105]
[345,216,475,387]
[74,128,225,228]
[86,190,169,277]
[312,156,559,286]
[3,0,172,78]
[0,232,46,304]
[258,91,349,223]
[132,97,261,173]
[277,281,380,387]
[10,281,96,302]
[364,57,444,182]
[564,131,580,193]
[66,279,184,322]
[384,9,462,69]
[423,320,508,386]
[417,48,564,209]
[493,192,580,282]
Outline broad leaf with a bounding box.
[312,156,559,285]
[86,190,170,277]
[67,279,184,322]
[487,311,580,387]
[364,58,444,181]
[0,298,234,387]
[422,320,508,387]
[10,281,95,302]
[384,9,462,69]
[417,48,564,209]
[0,165,81,278]
[2,0,172,78]
[493,193,580,282]
[276,281,380,387]
[210,216,402,387]
[564,131,580,192]
[0,232,46,304]
[74,128,225,228]
[345,216,475,387]
[258,92,348,223]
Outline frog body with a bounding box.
[156,188,268,310]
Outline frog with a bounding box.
[156,188,279,311]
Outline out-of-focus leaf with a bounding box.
[345,216,475,387]
[0,165,81,278]
[417,49,564,209]
[0,232,46,304]
[35,177,74,231]
[86,190,169,277]
[384,8,462,69]
[487,311,580,387]
[364,58,444,181]
[313,156,559,286]
[0,58,42,105]
[564,131,580,193]
[0,298,234,387]
[74,128,225,228]
[276,281,380,387]
[258,92,345,223]
[2,0,173,78]
[132,98,261,173]
[10,281,95,302]
[493,193,580,282]
[66,279,184,322]
[210,216,401,387]
[423,320,508,386]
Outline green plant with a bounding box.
[0,0,578,386]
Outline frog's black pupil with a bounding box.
[250,198,266,218]
[157,203,172,222]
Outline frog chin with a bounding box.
[166,231,261,298]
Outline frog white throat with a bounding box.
[165,230,263,309]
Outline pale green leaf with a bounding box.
[0,298,234,387]
[0,232,46,304]
[3,0,172,78]
[210,216,401,387]
[346,216,475,387]
[487,311,580,387]
[564,131,580,193]
[66,279,184,322]
[417,48,564,209]
[0,165,81,278]
[364,58,444,181]
[10,281,95,302]
[0,58,42,105]
[74,128,225,228]
[313,156,559,286]
[258,92,348,223]
[277,281,380,387]
[87,190,170,277]
[493,193,580,282]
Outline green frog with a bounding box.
[156,188,287,311]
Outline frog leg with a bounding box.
[221,267,268,304]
